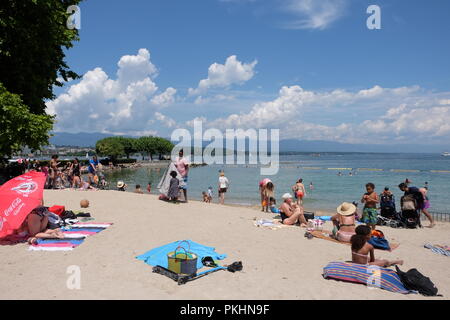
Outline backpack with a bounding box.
[395,266,440,296]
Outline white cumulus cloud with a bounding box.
[46,49,176,135]
[188,55,257,96]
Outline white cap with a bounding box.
[282,193,292,200]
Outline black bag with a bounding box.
[61,210,77,220]
[395,266,440,296]
[303,211,315,221]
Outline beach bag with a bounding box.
[48,205,65,216]
[401,195,416,211]
[307,218,324,231]
[303,211,315,221]
[46,211,63,229]
[395,266,440,296]
[167,241,198,276]
[368,235,390,251]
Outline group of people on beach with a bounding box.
[24,155,108,191]
[256,176,436,268]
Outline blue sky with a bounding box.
[48,0,450,144]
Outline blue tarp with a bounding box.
[136,240,227,270]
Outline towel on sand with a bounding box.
[28,223,112,251]
[424,244,450,257]
[323,261,412,294]
[136,240,227,270]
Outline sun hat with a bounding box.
[117,180,125,188]
[337,202,356,216]
[282,193,293,200]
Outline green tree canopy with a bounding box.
[0,0,82,115]
[0,83,54,158]
[115,137,137,159]
[0,0,82,159]
[95,137,125,161]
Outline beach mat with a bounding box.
[310,230,399,251]
[424,244,450,257]
[323,261,412,294]
[28,223,112,251]
[136,240,227,270]
[253,218,290,230]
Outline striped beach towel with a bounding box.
[323,261,412,294]
[28,223,112,251]
[424,244,450,257]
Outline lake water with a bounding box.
[103,153,450,213]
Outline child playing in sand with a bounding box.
[269,197,280,214]
[207,187,213,202]
[202,191,210,203]
[361,182,379,230]
[351,225,403,267]
[134,184,144,194]
[167,171,179,203]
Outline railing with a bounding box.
[424,211,450,222]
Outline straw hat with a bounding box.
[282,193,293,200]
[117,180,125,188]
[337,202,356,216]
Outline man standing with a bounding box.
[174,149,189,202]
[398,182,429,227]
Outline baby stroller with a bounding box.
[400,194,421,228]
[380,193,396,218]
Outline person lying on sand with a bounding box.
[351,225,403,267]
[14,206,65,244]
[279,193,307,227]
[331,202,356,243]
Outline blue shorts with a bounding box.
[180,176,188,190]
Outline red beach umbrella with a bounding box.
[0,171,46,238]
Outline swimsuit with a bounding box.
[337,230,355,242]
[352,251,370,264]
[362,207,378,225]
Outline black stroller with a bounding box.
[399,194,421,228]
[377,193,404,228]
[380,193,396,218]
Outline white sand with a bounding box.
[1,190,449,300]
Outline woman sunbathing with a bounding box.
[331,202,357,242]
[15,206,65,244]
[350,225,403,267]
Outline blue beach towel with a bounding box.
[136,240,227,270]
[36,239,84,245]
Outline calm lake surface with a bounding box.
[103,153,450,213]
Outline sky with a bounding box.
[47,0,450,145]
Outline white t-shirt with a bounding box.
[219,176,229,189]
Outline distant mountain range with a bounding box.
[49,132,450,154]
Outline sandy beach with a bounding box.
[1,190,449,300]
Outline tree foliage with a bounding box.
[95,137,125,161]
[0,0,82,159]
[0,0,83,115]
[0,83,54,158]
